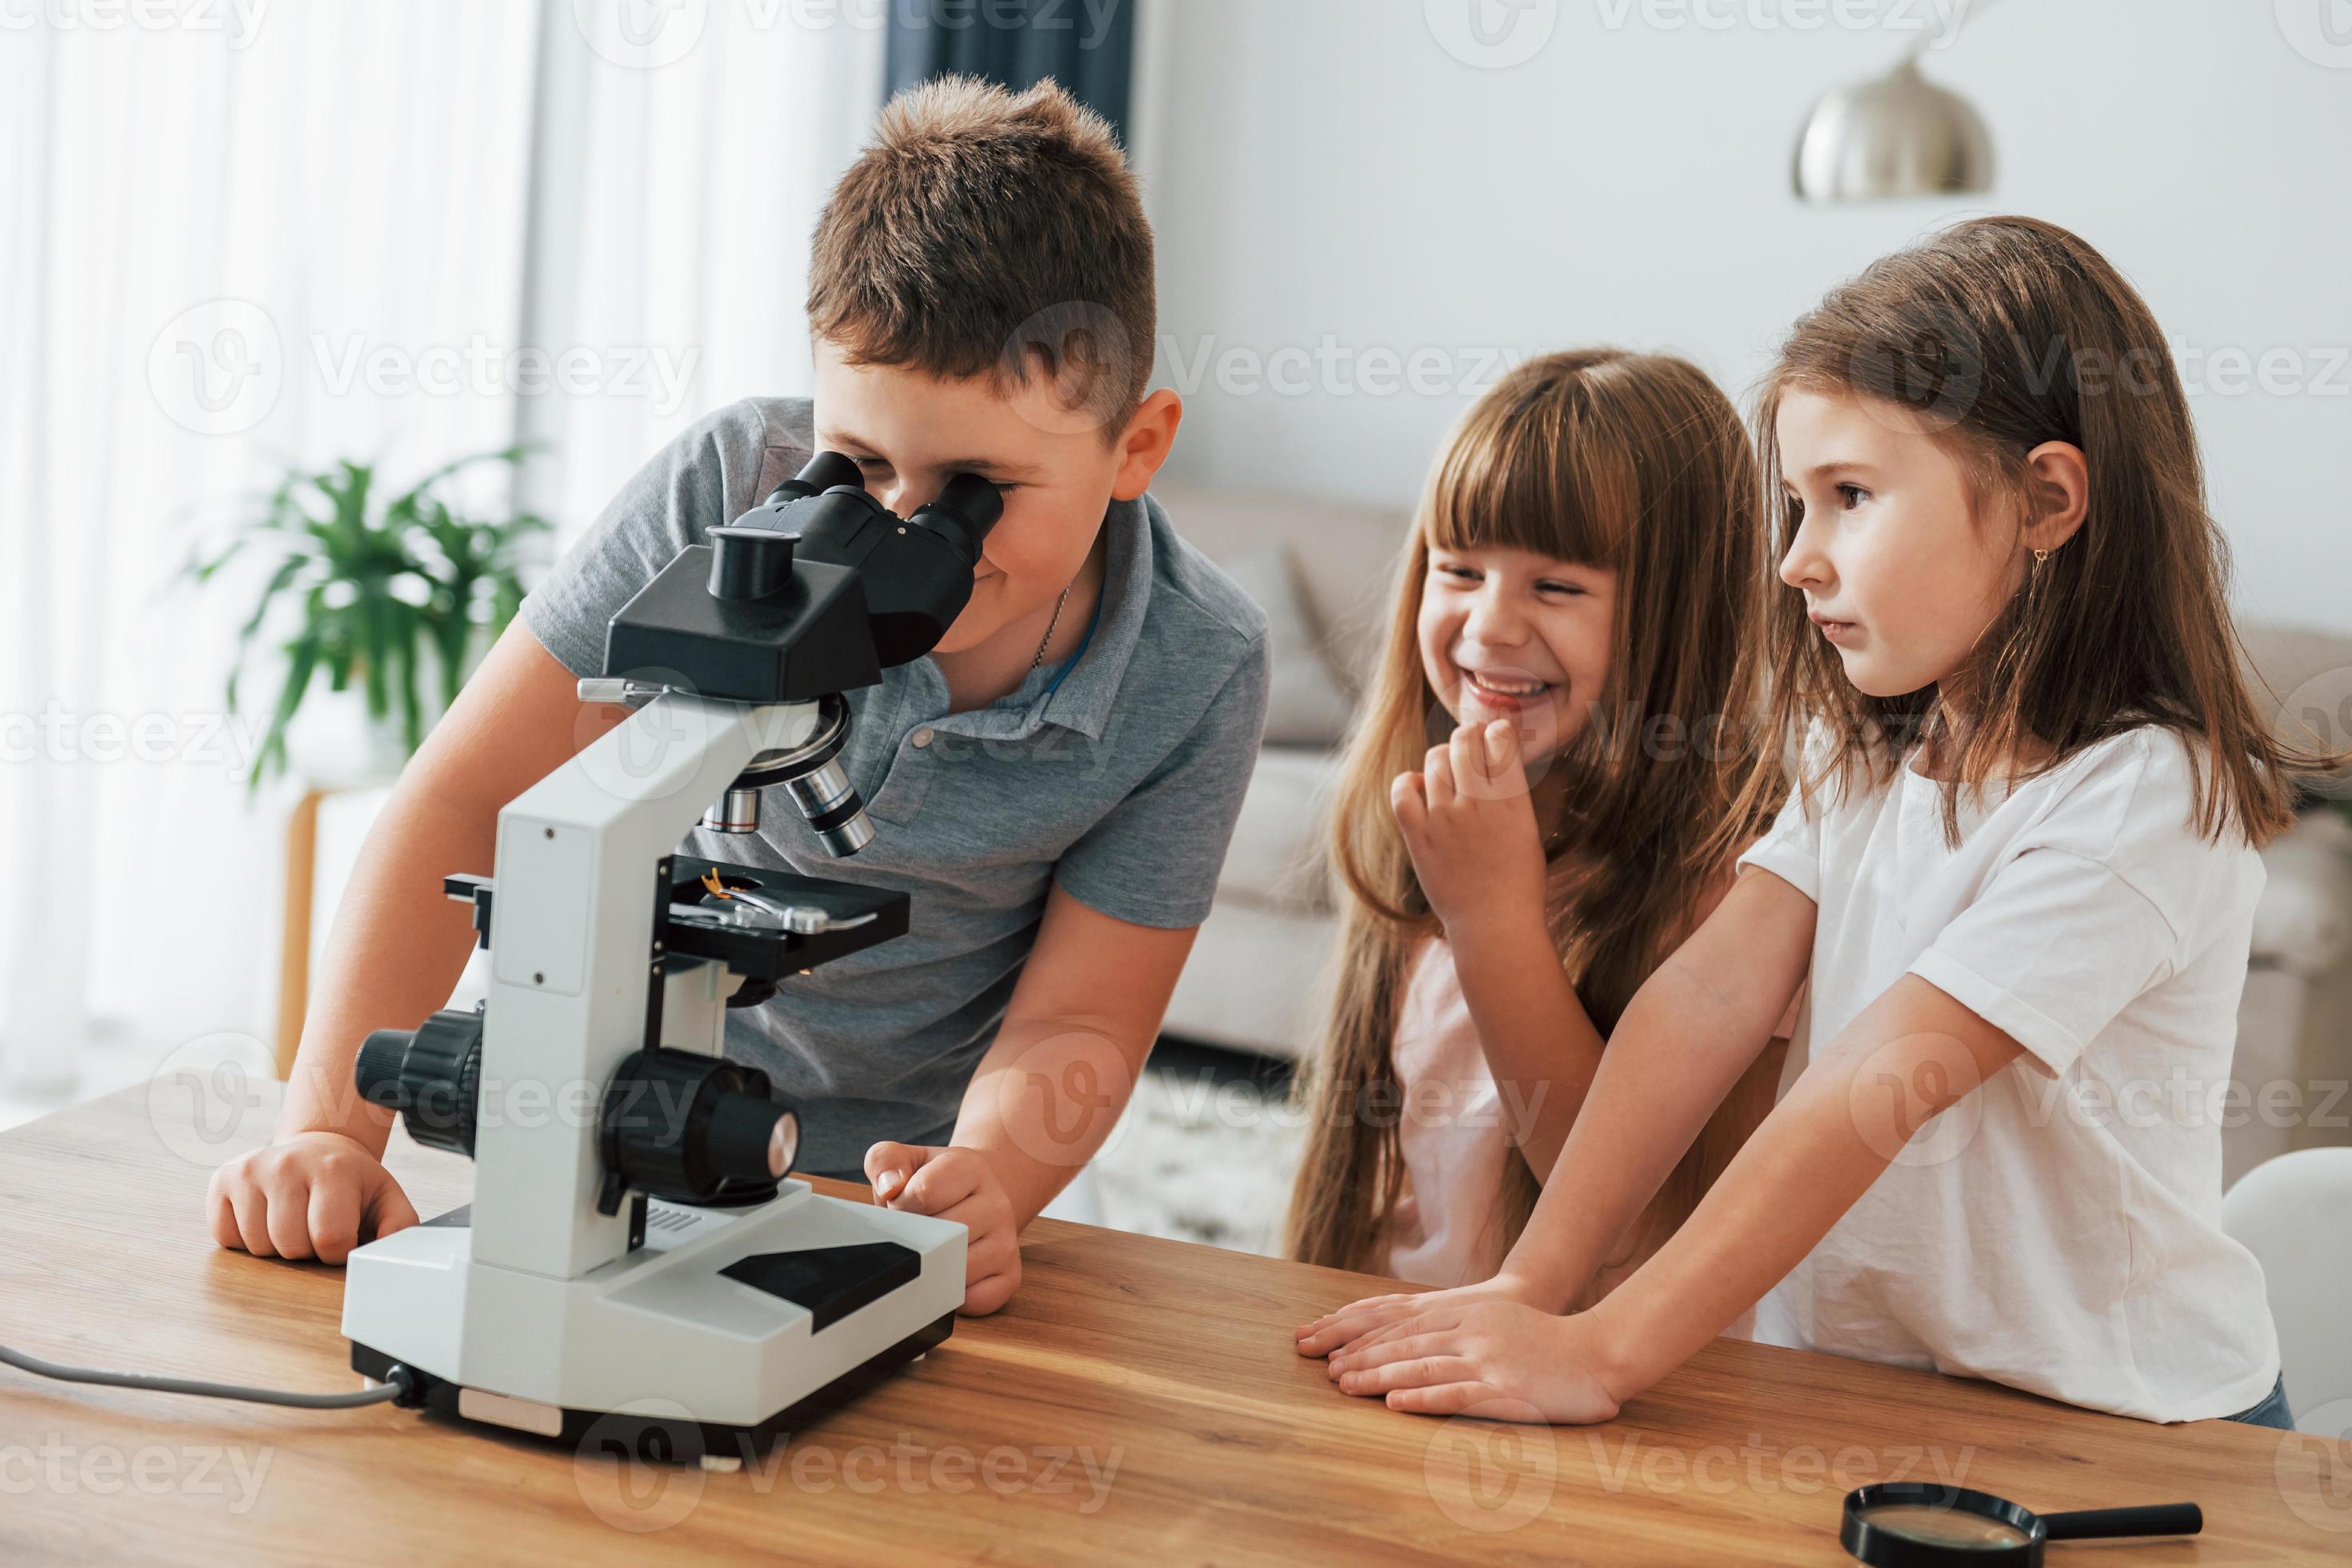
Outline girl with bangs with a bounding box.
[1301,218,2338,1430]
[1285,349,1791,1307]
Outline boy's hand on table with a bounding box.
[1391,719,1549,936]
[863,1142,1021,1316]
[1322,1300,1626,1424]
[1295,1271,1556,1361]
[206,1131,419,1265]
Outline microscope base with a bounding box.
[351,1313,951,1463]
[340,1182,966,1460]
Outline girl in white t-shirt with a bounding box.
[1299,217,2335,1427]
[1284,350,1793,1310]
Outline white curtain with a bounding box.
[0,0,882,1104]
[520,1,886,543]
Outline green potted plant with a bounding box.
[183,446,547,792]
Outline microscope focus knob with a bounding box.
[354,1007,483,1158]
[706,524,795,602]
[598,1047,801,1214]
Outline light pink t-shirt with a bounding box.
[1381,935,1518,1288]
[1378,929,1798,1328]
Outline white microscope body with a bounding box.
[340,452,1005,1458]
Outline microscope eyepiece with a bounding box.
[706,525,796,602]
[630,450,1014,857]
[762,449,862,508]
[906,473,1004,559]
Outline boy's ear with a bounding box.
[2020,439,2090,554]
[1107,390,1182,502]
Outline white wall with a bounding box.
[1131,0,2352,635]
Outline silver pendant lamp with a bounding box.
[1792,0,2007,202]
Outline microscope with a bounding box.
[339,453,1000,1463]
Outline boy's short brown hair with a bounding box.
[807,74,1154,436]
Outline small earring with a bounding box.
[2032,548,2050,566]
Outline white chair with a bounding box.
[2222,1146,2352,1434]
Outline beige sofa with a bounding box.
[1157,482,2352,1183]
[1153,483,1408,1060]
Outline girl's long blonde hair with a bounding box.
[1285,349,1780,1274]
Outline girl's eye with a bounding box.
[1538,581,1587,597]
[1836,482,1870,509]
[1435,564,1479,582]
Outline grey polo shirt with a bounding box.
[520,398,1270,1175]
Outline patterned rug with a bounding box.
[1086,1038,1304,1258]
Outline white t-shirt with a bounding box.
[1736,725,2280,1422]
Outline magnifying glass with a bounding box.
[1842,1482,2202,1566]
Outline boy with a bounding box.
[206,77,1270,1316]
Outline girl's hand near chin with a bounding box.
[1391,718,1549,935]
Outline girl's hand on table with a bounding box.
[1324,1300,1627,1424]
[1295,1271,1554,1362]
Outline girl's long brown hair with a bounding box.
[1285,349,1779,1274]
[1741,215,2338,847]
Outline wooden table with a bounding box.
[1,1086,2345,1566]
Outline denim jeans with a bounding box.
[2225,1375,2295,1430]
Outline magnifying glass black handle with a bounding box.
[2040,1502,2202,1541]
